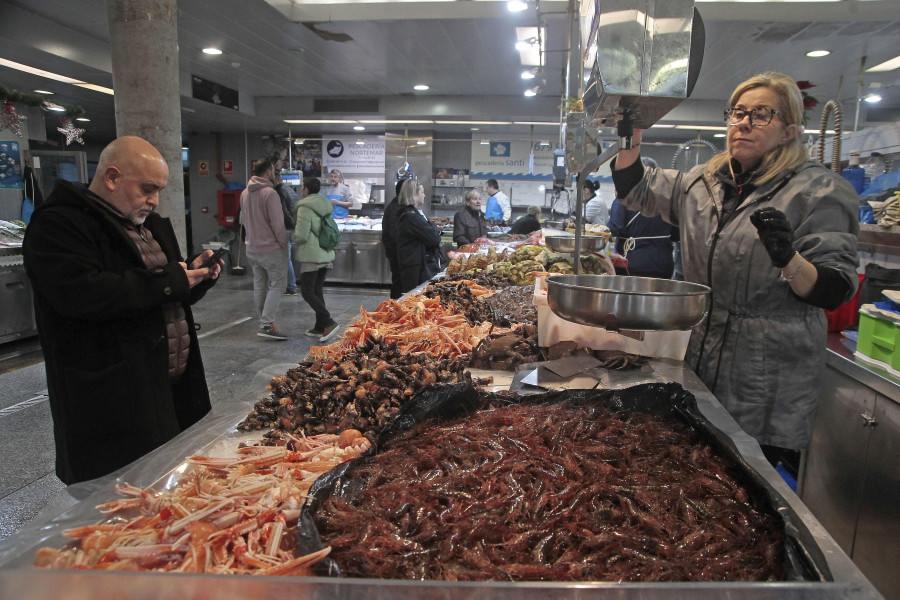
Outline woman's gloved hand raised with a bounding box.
[750,207,795,268]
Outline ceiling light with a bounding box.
[524,86,540,97]
[357,119,434,124]
[864,94,883,104]
[521,67,539,80]
[513,121,558,126]
[674,125,727,131]
[651,123,675,128]
[353,125,365,131]
[0,59,114,95]
[413,84,430,91]
[538,141,551,146]
[470,127,480,131]
[202,47,223,55]
[284,119,357,124]
[34,89,53,94]
[806,50,830,58]
[435,120,513,125]
[45,103,66,112]
[481,140,490,145]
[508,0,528,12]
[713,133,726,138]
[355,139,365,145]
[416,140,427,145]
[866,55,900,73]
[515,38,538,51]
[76,117,90,122]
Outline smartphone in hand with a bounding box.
[198,247,227,269]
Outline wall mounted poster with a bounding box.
[0,141,23,189]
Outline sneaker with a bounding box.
[305,328,324,337]
[257,324,287,340]
[283,289,298,296]
[319,323,339,342]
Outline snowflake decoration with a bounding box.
[57,117,85,145]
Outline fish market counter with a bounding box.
[797,335,900,599]
[0,353,881,599]
[328,229,392,285]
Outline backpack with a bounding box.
[318,214,341,251]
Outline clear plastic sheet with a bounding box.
[0,362,296,569]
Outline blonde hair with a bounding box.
[706,72,808,185]
[398,178,421,206]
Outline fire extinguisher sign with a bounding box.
[198,160,210,177]
[223,160,234,177]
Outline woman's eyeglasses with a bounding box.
[724,107,780,127]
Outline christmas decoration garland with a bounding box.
[0,83,86,119]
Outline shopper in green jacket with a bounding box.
[292,177,339,341]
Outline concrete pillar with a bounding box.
[106,0,186,250]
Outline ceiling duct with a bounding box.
[581,0,705,129]
[313,98,380,113]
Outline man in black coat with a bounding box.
[508,205,543,235]
[381,179,407,299]
[23,136,222,484]
[452,189,487,247]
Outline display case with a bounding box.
[0,247,37,344]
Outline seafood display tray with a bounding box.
[0,360,882,599]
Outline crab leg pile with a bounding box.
[33,431,369,574]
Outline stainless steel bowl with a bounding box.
[544,235,607,254]
[546,274,711,331]
[542,220,565,229]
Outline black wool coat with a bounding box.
[22,180,215,484]
[396,204,441,293]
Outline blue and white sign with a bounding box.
[323,138,385,174]
[489,142,510,157]
[472,140,556,180]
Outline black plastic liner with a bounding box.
[297,381,832,582]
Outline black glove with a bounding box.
[749,207,795,268]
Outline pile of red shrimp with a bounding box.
[314,400,784,582]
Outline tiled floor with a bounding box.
[0,271,389,541]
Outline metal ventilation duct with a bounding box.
[581,0,705,129]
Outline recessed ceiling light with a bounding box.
[713,133,726,138]
[508,1,528,12]
[45,103,66,112]
[524,88,537,97]
[413,84,429,91]
[806,50,830,58]
[202,47,223,55]
[34,89,53,94]
[864,94,883,104]
[521,70,536,80]
[75,117,90,122]
[480,140,490,145]
[470,127,480,131]
[416,140,427,145]
[356,139,365,145]
[353,125,365,131]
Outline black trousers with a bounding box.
[299,267,334,331]
[388,256,402,299]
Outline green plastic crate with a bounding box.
[857,307,900,372]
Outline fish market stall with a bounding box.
[0,349,882,599]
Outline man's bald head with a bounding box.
[89,136,169,225]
